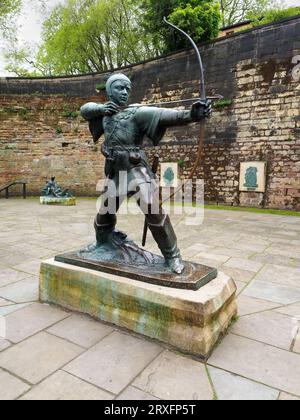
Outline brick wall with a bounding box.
[0,16,299,209]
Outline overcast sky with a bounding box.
[0,0,300,77]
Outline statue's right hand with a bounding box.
[103,102,119,116]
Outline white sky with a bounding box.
[0,0,62,76]
[0,0,300,77]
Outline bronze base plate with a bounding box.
[55,252,218,291]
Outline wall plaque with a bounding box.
[160,163,179,188]
[240,162,266,193]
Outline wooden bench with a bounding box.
[0,181,27,199]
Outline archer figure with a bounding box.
[81,73,211,274]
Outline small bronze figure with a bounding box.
[80,74,211,274]
[42,177,73,198]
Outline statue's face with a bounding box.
[109,80,131,106]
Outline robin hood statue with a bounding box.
[80,73,211,274]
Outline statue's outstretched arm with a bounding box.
[159,100,212,127]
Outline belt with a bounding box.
[112,145,141,152]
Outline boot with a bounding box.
[94,213,117,245]
[147,214,185,274]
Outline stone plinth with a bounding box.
[40,197,76,206]
[39,259,237,359]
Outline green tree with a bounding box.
[169,1,221,51]
[219,0,281,27]
[141,0,221,54]
[0,0,22,35]
[15,0,157,76]
[250,6,300,26]
[140,0,180,53]
[4,43,51,77]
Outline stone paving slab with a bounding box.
[208,246,254,259]
[234,280,248,295]
[243,280,300,305]
[0,332,84,384]
[279,392,300,401]
[0,298,11,307]
[293,334,300,354]
[12,260,43,276]
[0,277,39,303]
[64,331,162,395]
[0,268,33,288]
[255,265,300,288]
[237,296,280,316]
[0,249,13,259]
[231,311,296,350]
[20,370,113,401]
[0,339,11,352]
[231,241,268,253]
[0,253,32,267]
[224,258,264,273]
[47,314,114,349]
[264,245,300,259]
[220,266,255,283]
[0,368,30,400]
[274,303,300,318]
[5,303,70,343]
[209,334,300,396]
[208,367,279,400]
[250,254,300,268]
[0,303,31,317]
[1,199,300,400]
[117,386,159,401]
[133,350,213,400]
[194,252,230,264]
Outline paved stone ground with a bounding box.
[0,198,300,401]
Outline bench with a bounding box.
[0,181,27,199]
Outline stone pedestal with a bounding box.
[40,197,76,206]
[39,259,237,359]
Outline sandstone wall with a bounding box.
[0,16,299,208]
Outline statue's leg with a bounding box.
[137,183,185,274]
[94,196,123,245]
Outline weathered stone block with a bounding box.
[39,259,237,359]
[40,197,76,206]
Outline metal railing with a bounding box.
[0,181,27,199]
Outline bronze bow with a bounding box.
[163,16,207,185]
[142,18,209,247]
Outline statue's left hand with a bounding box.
[191,100,212,121]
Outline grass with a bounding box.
[204,204,300,217]
[168,201,300,217]
[205,365,218,401]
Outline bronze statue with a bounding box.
[42,177,72,198]
[80,74,211,274]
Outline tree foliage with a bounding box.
[7,0,292,77]
[169,1,221,50]
[219,0,281,27]
[0,0,22,35]
[250,6,300,26]
[141,0,221,53]
[26,0,157,76]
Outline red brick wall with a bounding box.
[0,95,106,196]
[1,16,299,209]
